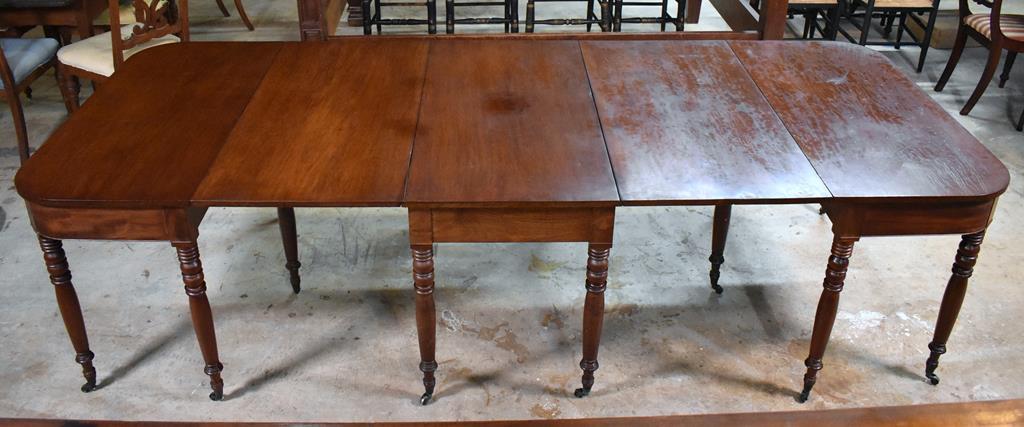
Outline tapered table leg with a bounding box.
[925,231,985,385]
[277,207,302,294]
[173,241,225,401]
[708,204,731,294]
[575,243,610,398]
[38,236,97,393]
[798,235,857,403]
[412,245,437,405]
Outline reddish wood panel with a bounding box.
[4,398,1024,426]
[194,40,429,207]
[729,41,1010,201]
[15,43,282,208]
[581,40,829,205]
[404,40,619,208]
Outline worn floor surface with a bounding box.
[0,0,1022,422]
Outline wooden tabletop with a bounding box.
[731,41,1009,201]
[582,40,830,205]
[14,40,1010,211]
[194,40,429,207]
[404,40,619,208]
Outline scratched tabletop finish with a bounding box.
[15,43,282,209]
[193,40,430,207]
[730,41,1010,201]
[581,40,830,205]
[404,40,620,207]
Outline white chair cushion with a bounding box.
[57,24,179,77]
[0,37,59,89]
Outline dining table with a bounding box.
[13,36,1009,404]
[0,0,105,42]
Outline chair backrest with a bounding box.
[108,0,190,68]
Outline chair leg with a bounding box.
[215,0,231,16]
[504,0,510,32]
[960,45,1003,116]
[828,5,839,40]
[675,0,685,30]
[587,0,596,32]
[999,51,1016,89]
[1017,106,1024,131]
[427,0,437,34]
[58,66,81,113]
[916,7,939,73]
[6,89,30,164]
[361,0,372,34]
[613,0,623,31]
[233,0,256,31]
[660,0,668,31]
[894,11,906,49]
[858,2,874,45]
[526,0,535,32]
[935,26,968,92]
[446,0,455,33]
[375,0,383,33]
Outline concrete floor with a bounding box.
[1,0,1023,422]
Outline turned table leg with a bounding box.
[277,207,302,294]
[798,235,857,403]
[708,204,731,294]
[925,231,985,385]
[38,236,97,393]
[173,241,225,401]
[575,243,610,398]
[412,245,437,405]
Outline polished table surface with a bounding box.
[17,39,1008,209]
[13,38,1011,403]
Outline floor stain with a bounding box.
[608,303,640,317]
[530,402,561,419]
[529,254,566,275]
[471,322,530,362]
[541,307,566,330]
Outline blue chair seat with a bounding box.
[1,37,59,89]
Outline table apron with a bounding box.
[409,207,615,245]
[26,202,206,242]
[825,199,998,239]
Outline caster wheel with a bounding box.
[420,393,432,405]
[927,374,939,385]
[80,382,97,393]
[574,388,590,398]
[209,391,224,401]
[711,284,724,294]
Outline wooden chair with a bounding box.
[788,0,840,39]
[213,0,254,31]
[525,0,609,32]
[444,0,518,33]
[935,0,1023,130]
[0,35,60,164]
[840,0,941,72]
[361,0,437,34]
[56,0,187,112]
[608,0,685,32]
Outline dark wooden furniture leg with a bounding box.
[708,204,731,294]
[575,243,610,397]
[233,0,256,31]
[173,241,225,401]
[935,22,968,92]
[798,235,857,403]
[925,231,984,385]
[38,236,98,393]
[277,207,301,293]
[961,44,1003,116]
[412,244,437,405]
[999,51,1016,89]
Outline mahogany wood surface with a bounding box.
[730,41,1010,202]
[581,40,829,205]
[6,398,1024,425]
[404,40,618,208]
[15,43,281,209]
[194,40,429,207]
